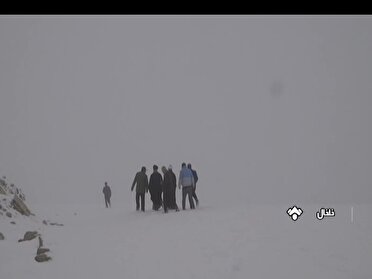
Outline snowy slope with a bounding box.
[1,199,371,279]
[1,16,372,279]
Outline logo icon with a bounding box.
[316,208,335,220]
[287,206,303,221]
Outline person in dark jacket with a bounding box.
[148,167,156,209]
[161,166,169,213]
[131,166,149,211]
[161,165,179,213]
[187,163,199,207]
[149,165,163,211]
[102,181,112,208]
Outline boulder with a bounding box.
[35,253,52,262]
[6,212,12,218]
[37,236,51,254]
[38,236,43,247]
[0,185,5,195]
[24,231,38,241]
[0,232,4,240]
[37,247,50,255]
[50,222,64,226]
[11,195,31,216]
[19,231,39,242]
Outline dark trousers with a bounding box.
[182,186,195,210]
[153,188,163,210]
[136,193,145,211]
[192,185,199,203]
[163,189,168,213]
[104,197,111,208]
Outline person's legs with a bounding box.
[153,188,159,210]
[187,187,195,209]
[149,189,155,210]
[140,193,145,211]
[174,187,179,209]
[192,186,199,206]
[135,193,140,211]
[174,200,179,211]
[158,190,163,209]
[105,197,108,208]
[172,187,179,211]
[167,187,173,209]
[163,190,168,213]
[108,197,111,207]
[182,187,187,210]
[157,188,163,209]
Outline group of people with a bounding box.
[101,163,199,213]
[130,163,199,213]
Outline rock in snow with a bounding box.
[18,231,39,242]
[35,253,52,263]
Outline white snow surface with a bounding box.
[1,16,372,279]
[1,197,371,279]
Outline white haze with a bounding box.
[0,15,372,207]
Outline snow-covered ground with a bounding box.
[2,16,372,279]
[1,197,371,279]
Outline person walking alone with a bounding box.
[102,182,112,208]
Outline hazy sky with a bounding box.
[1,15,371,205]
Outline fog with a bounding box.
[1,15,371,205]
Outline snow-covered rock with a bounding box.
[35,253,52,263]
[18,231,39,242]
[0,176,30,219]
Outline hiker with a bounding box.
[187,163,199,207]
[102,182,112,208]
[178,162,195,210]
[131,166,149,211]
[161,166,169,213]
[161,165,179,213]
[149,165,163,211]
